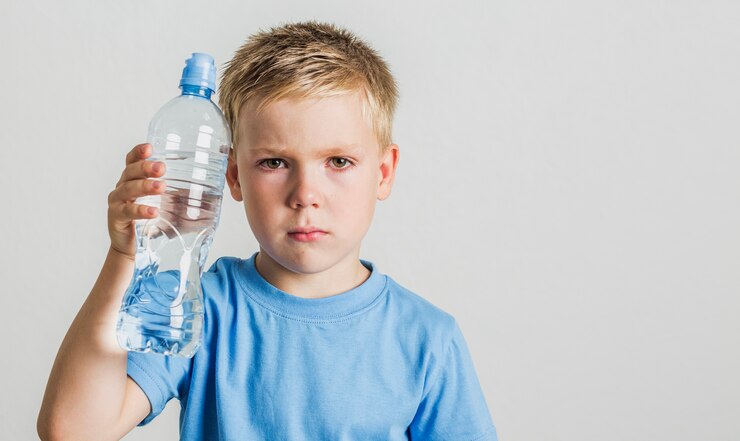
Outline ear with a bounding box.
[377,144,400,201]
[226,148,243,202]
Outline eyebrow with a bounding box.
[248,145,364,156]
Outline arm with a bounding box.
[408,320,498,441]
[37,143,166,440]
[37,247,151,440]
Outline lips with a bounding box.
[288,226,326,234]
[288,229,327,242]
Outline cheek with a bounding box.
[333,172,377,215]
[242,173,280,219]
[244,171,280,198]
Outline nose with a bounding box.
[288,166,321,209]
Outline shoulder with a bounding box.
[382,275,459,350]
[383,275,456,326]
[204,255,241,274]
[199,255,242,309]
[201,255,241,289]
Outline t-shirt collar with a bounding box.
[234,251,387,322]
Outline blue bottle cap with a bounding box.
[179,52,217,92]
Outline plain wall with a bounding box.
[1,1,738,440]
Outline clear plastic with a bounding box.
[116,88,231,357]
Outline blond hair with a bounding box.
[218,20,399,154]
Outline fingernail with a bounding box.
[153,181,162,189]
[153,163,162,173]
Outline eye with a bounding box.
[330,157,353,169]
[257,157,354,172]
[259,158,285,170]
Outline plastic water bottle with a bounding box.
[116,53,231,357]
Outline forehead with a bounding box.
[237,91,375,152]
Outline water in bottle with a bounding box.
[116,53,231,357]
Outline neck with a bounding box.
[254,250,371,299]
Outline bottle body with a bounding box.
[116,89,230,358]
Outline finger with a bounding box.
[116,156,166,189]
[109,177,165,205]
[111,202,159,226]
[125,143,152,166]
[108,203,158,234]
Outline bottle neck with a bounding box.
[181,84,213,99]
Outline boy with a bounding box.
[38,20,497,440]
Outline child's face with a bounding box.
[225,90,399,273]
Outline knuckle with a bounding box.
[119,182,133,199]
[127,203,138,218]
[121,166,132,183]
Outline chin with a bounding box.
[262,244,333,275]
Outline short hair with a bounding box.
[218,20,399,154]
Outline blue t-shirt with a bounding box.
[127,252,497,440]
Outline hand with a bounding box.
[107,143,166,260]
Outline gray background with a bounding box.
[1,1,738,440]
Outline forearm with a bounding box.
[38,246,135,440]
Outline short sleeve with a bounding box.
[127,350,193,426]
[408,321,498,441]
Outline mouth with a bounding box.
[288,231,327,242]
[288,226,327,234]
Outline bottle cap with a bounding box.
[179,53,217,92]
